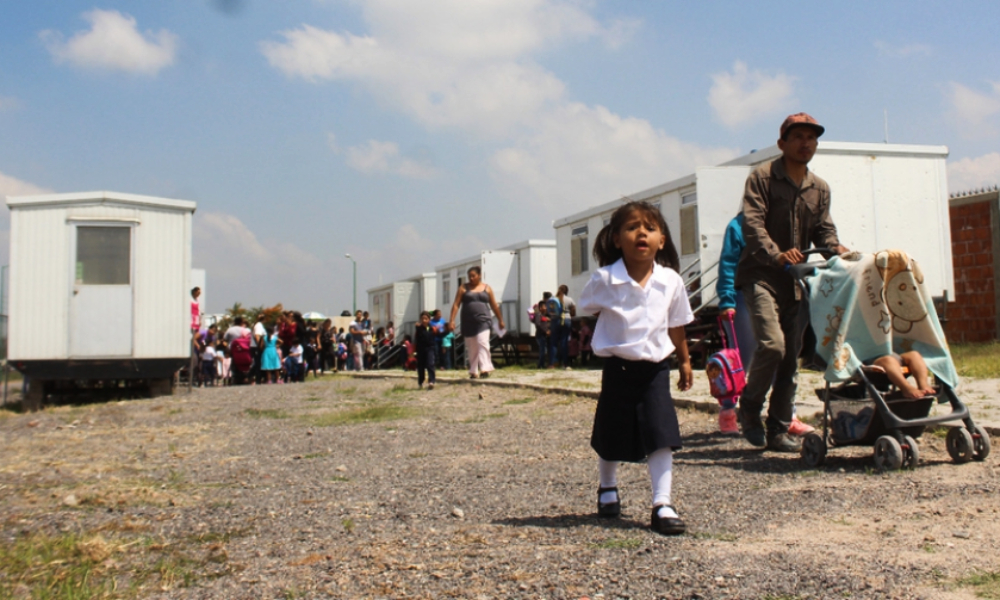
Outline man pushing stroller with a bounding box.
[735,113,849,453]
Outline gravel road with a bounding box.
[1,374,998,599]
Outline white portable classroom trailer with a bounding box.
[554,141,953,309]
[6,191,196,403]
[436,239,556,337]
[366,271,436,341]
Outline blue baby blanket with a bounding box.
[804,250,958,387]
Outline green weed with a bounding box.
[462,412,507,423]
[503,397,533,405]
[245,408,289,419]
[956,570,1000,599]
[951,341,1000,379]
[302,452,327,459]
[304,396,322,402]
[308,404,420,426]
[342,518,355,533]
[592,537,643,549]
[330,475,350,482]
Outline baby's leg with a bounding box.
[872,355,923,399]
[900,351,935,395]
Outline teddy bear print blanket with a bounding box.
[803,249,958,387]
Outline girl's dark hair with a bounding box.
[592,200,679,271]
[467,266,481,277]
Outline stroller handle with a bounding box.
[786,247,836,280]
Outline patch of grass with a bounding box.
[338,386,357,395]
[308,403,420,426]
[330,475,350,482]
[185,527,252,544]
[167,468,186,488]
[690,531,738,542]
[304,396,322,402]
[384,384,411,396]
[0,532,118,598]
[503,397,534,405]
[408,451,428,458]
[921,543,937,553]
[245,408,290,419]
[461,412,508,423]
[341,518,355,533]
[956,570,1000,599]
[167,408,183,415]
[0,525,244,598]
[591,537,643,550]
[951,341,1000,379]
[302,452,327,459]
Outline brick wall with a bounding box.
[948,199,997,343]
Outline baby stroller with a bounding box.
[790,249,991,470]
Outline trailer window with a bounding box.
[76,227,131,285]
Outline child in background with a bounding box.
[441,323,456,370]
[285,340,304,382]
[578,200,694,536]
[201,341,218,387]
[414,311,437,389]
[216,341,230,386]
[261,325,282,384]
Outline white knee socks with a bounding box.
[598,457,619,504]
[647,448,678,519]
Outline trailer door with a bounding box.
[70,225,133,357]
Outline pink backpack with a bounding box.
[707,313,746,407]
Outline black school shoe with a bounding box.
[597,487,621,518]
[650,505,686,536]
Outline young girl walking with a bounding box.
[578,200,694,535]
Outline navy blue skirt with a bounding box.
[591,356,682,462]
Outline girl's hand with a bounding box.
[677,361,693,392]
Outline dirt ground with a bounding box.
[1,374,998,599]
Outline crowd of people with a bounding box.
[190,300,396,386]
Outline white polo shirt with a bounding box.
[578,259,694,362]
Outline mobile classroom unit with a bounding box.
[435,239,556,338]
[554,141,953,311]
[367,272,437,342]
[6,191,196,406]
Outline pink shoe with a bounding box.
[718,408,739,435]
[788,416,815,436]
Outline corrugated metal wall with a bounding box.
[8,206,71,359]
[132,208,191,358]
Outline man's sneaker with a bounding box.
[718,408,739,435]
[738,407,766,448]
[788,416,815,436]
[766,432,803,453]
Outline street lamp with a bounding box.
[344,253,357,314]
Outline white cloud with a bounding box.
[344,139,439,179]
[948,153,1000,194]
[946,81,1000,139]
[263,0,731,217]
[40,9,178,75]
[874,40,932,58]
[708,60,796,128]
[491,103,739,213]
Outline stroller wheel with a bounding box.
[901,435,919,469]
[946,427,975,464]
[971,425,991,461]
[800,432,827,468]
[874,436,903,471]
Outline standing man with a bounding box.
[532,292,552,368]
[349,310,369,372]
[735,113,849,452]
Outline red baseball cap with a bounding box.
[780,113,825,139]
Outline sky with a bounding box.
[2,0,999,314]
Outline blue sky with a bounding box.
[2,1,998,314]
